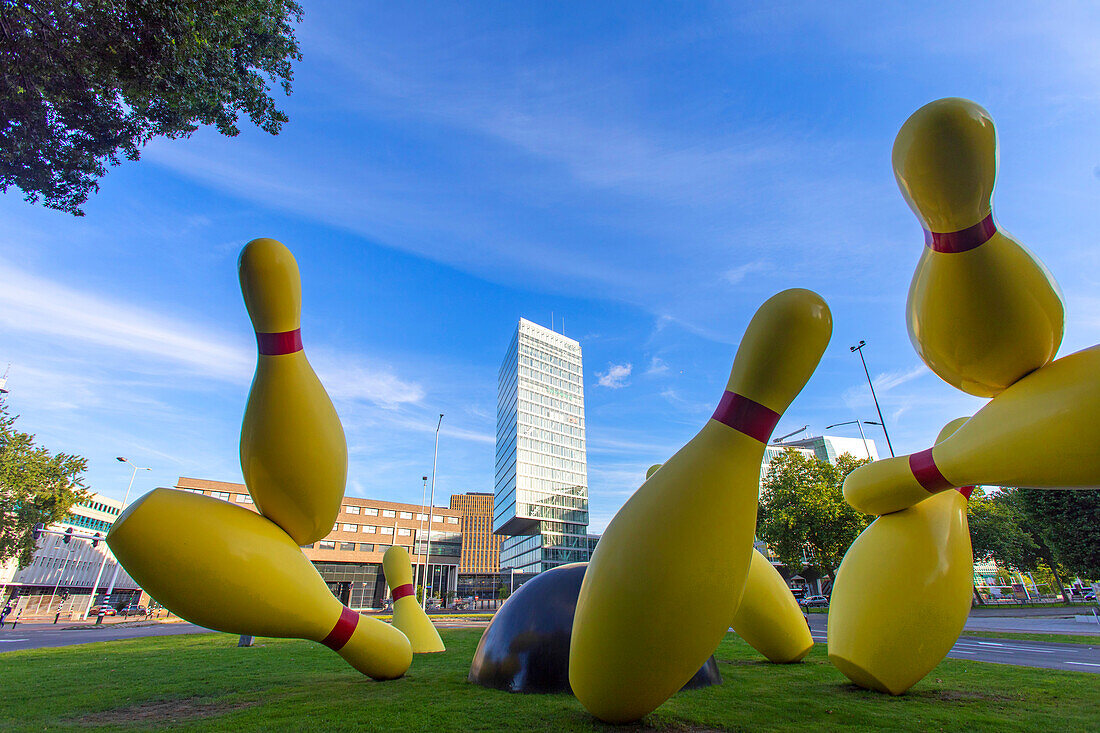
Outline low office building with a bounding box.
[0,493,143,616]
[177,478,463,609]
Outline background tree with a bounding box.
[1,0,303,215]
[0,403,90,568]
[756,450,871,586]
[1014,488,1100,580]
[968,488,1073,604]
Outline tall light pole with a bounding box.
[413,475,428,599]
[850,341,895,457]
[103,457,151,600]
[422,414,443,611]
[825,420,873,461]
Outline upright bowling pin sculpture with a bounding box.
[895,98,1064,398]
[646,464,812,665]
[106,489,412,679]
[239,238,348,545]
[569,289,831,723]
[731,549,813,664]
[383,546,445,653]
[844,344,1100,515]
[829,418,975,695]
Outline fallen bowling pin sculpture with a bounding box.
[569,289,832,724]
[895,98,1064,398]
[239,238,348,545]
[731,548,813,664]
[383,545,445,653]
[844,344,1100,515]
[647,463,811,664]
[829,417,974,695]
[107,488,411,679]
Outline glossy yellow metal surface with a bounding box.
[569,289,831,724]
[383,546,444,653]
[239,238,347,546]
[829,419,973,695]
[844,345,1100,515]
[106,488,412,680]
[731,549,812,664]
[895,98,1064,397]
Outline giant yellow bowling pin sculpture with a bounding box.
[645,465,812,665]
[570,289,831,724]
[383,545,445,653]
[895,98,1064,398]
[239,238,347,545]
[731,549,813,664]
[107,489,412,679]
[844,344,1100,515]
[830,418,975,695]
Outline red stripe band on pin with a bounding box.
[924,214,996,253]
[392,583,415,601]
[320,607,359,651]
[957,486,975,500]
[909,448,955,493]
[256,329,303,355]
[711,391,780,444]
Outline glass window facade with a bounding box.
[494,319,589,574]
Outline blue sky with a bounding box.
[2,2,1099,531]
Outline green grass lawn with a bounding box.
[1,629,1096,731]
[961,631,1100,646]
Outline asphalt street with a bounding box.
[805,615,1100,673]
[0,621,213,653]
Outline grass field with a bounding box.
[2,628,1097,731]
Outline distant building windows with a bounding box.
[345,505,360,515]
[339,542,356,551]
[342,524,357,532]
[318,540,336,550]
[362,526,376,534]
[235,494,254,503]
[399,511,412,519]
[363,508,378,516]
[358,543,374,552]
[382,509,396,518]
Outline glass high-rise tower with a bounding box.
[494,318,589,574]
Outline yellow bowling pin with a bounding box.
[106,488,411,679]
[844,344,1100,515]
[648,463,812,664]
[569,289,832,724]
[239,238,347,545]
[731,549,813,664]
[895,98,1064,397]
[829,418,974,695]
[383,546,444,653]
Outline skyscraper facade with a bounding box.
[450,492,500,574]
[494,318,589,574]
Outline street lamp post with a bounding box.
[414,475,428,600]
[422,414,443,611]
[825,420,873,461]
[850,341,895,457]
[103,457,151,602]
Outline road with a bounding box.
[805,615,1100,673]
[0,621,212,654]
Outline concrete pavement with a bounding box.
[0,621,213,653]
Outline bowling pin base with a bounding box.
[829,654,906,696]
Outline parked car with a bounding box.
[88,605,116,616]
[119,604,147,616]
[800,595,829,608]
[1086,593,1097,602]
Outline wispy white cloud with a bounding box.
[644,356,669,376]
[595,362,632,389]
[723,260,770,285]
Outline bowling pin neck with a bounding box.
[723,289,832,416]
[893,97,997,234]
[239,238,303,334]
[957,486,975,500]
[392,583,415,601]
[320,606,360,651]
[908,448,958,493]
[922,215,997,254]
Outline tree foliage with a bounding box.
[1014,488,1100,579]
[0,403,90,568]
[1,0,303,215]
[756,449,871,581]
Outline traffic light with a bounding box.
[32,524,44,541]
[63,528,73,544]
[92,532,102,548]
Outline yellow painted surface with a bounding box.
[844,346,1100,514]
[238,238,347,546]
[383,546,445,653]
[106,488,411,679]
[569,289,831,724]
[894,98,1063,397]
[730,549,813,664]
